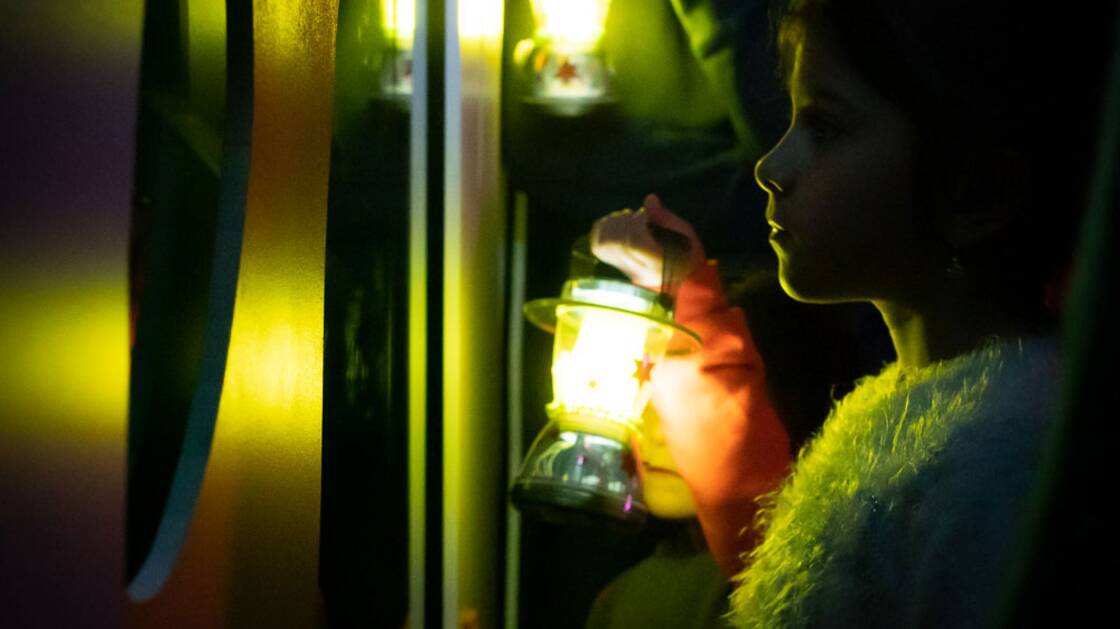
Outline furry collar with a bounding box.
[730,338,1061,628]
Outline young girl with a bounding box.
[592,0,1115,625]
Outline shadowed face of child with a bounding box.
[638,404,697,519]
[754,29,939,306]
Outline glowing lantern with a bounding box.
[513,239,699,529]
[531,0,609,50]
[523,0,614,113]
[380,0,415,98]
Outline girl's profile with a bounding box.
[592,0,1116,625]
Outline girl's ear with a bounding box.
[943,147,1028,248]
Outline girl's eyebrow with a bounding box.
[799,83,863,119]
[806,83,855,108]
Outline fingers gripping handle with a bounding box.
[649,223,691,307]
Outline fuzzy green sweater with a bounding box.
[730,338,1061,628]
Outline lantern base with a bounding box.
[510,424,647,531]
[512,478,647,531]
[521,94,617,118]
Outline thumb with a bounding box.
[642,194,706,272]
[643,194,678,228]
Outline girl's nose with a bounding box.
[755,148,787,195]
[754,131,795,195]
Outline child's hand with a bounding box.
[648,291,791,576]
[590,194,707,289]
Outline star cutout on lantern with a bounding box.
[632,355,655,385]
[555,58,578,83]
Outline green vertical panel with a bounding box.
[320,1,411,627]
[186,0,228,131]
[126,0,240,599]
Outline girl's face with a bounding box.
[637,405,697,519]
[755,31,937,305]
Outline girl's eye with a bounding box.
[800,110,841,144]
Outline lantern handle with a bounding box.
[649,224,690,310]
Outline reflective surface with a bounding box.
[128,0,338,625]
[504,0,739,624]
[319,0,412,626]
[513,425,647,529]
[127,0,233,593]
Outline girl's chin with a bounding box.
[642,472,697,519]
[777,261,848,305]
[777,265,820,303]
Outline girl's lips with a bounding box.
[769,225,792,243]
[767,214,790,236]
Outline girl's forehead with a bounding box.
[791,36,844,95]
[790,36,890,114]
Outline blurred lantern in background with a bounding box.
[513,235,698,530]
[519,0,613,114]
[380,0,414,98]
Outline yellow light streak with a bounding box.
[460,0,503,41]
[382,0,416,49]
[530,0,611,50]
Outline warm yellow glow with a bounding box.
[0,269,128,438]
[381,0,415,49]
[530,0,610,50]
[638,405,698,518]
[550,306,669,434]
[223,310,318,420]
[120,0,333,620]
[459,0,504,41]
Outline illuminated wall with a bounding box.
[0,2,141,627]
[126,0,338,626]
[124,0,510,626]
[1,2,505,627]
